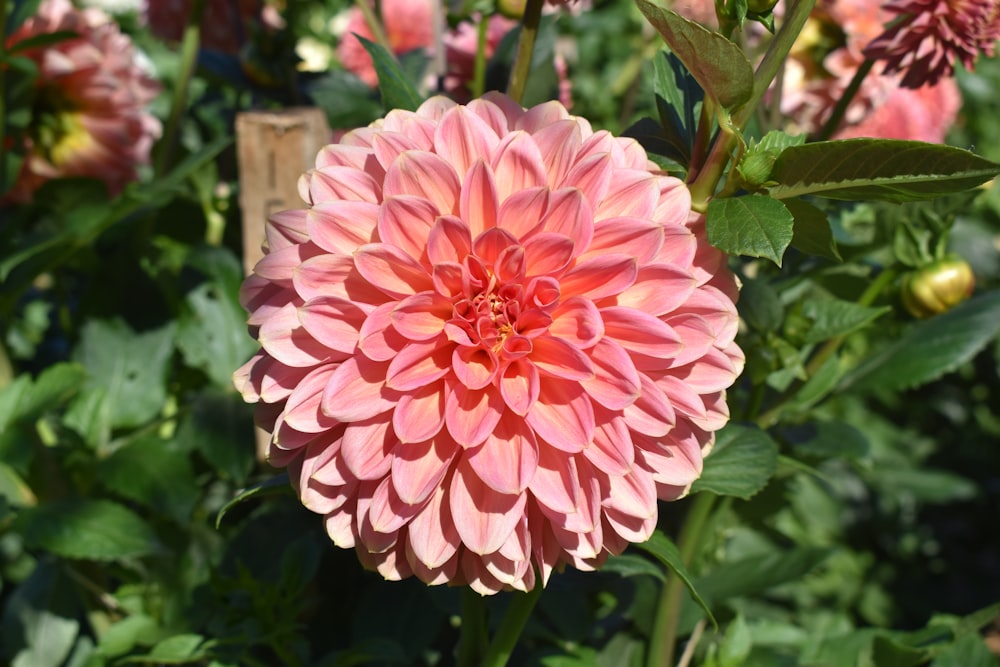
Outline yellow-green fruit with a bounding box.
[497,0,527,18]
[901,259,976,319]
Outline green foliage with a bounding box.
[355,34,425,112]
[706,194,795,265]
[691,424,779,499]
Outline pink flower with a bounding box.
[234,93,744,594]
[440,14,518,101]
[336,0,436,88]
[864,0,1000,88]
[143,0,264,54]
[3,0,161,204]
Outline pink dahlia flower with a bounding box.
[3,0,161,204]
[234,93,744,594]
[337,0,436,88]
[144,0,264,54]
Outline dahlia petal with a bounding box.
[499,358,540,416]
[559,254,638,300]
[459,159,500,236]
[407,480,461,568]
[434,106,501,179]
[585,216,664,264]
[307,201,379,254]
[580,338,642,410]
[259,302,336,367]
[282,364,339,434]
[562,151,612,209]
[526,378,595,453]
[472,227,518,266]
[378,195,439,262]
[391,292,453,341]
[594,169,659,220]
[432,261,467,298]
[604,508,657,544]
[653,176,693,228]
[445,382,504,447]
[427,215,473,265]
[623,372,677,437]
[633,425,703,487]
[585,410,634,476]
[321,356,397,421]
[391,434,457,504]
[467,412,539,494]
[662,313,717,367]
[601,306,683,358]
[385,337,453,391]
[308,165,381,203]
[467,96,514,136]
[523,232,576,277]
[315,143,374,170]
[604,468,657,519]
[462,554,507,595]
[371,130,422,172]
[491,130,549,201]
[358,302,407,362]
[529,335,595,380]
[529,445,580,514]
[497,186,549,238]
[653,224,698,267]
[669,346,741,393]
[367,543,413,580]
[254,243,321,283]
[298,296,368,354]
[518,99,570,133]
[392,383,446,444]
[450,457,527,555]
[452,345,499,390]
[266,209,310,250]
[532,119,583,187]
[549,297,604,349]
[295,254,388,306]
[368,477,421,534]
[339,414,396,481]
[381,109,436,149]
[354,243,434,298]
[538,187,594,252]
[383,150,461,216]
[615,265,697,317]
[326,505,357,548]
[406,545,459,586]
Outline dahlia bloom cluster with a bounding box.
[3,0,161,205]
[864,0,1000,88]
[779,0,960,142]
[234,93,743,594]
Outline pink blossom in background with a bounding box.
[2,0,161,204]
[336,0,436,88]
[833,77,961,142]
[670,0,719,27]
[440,14,518,101]
[234,93,744,594]
[144,0,264,54]
[864,0,1000,88]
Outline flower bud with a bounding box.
[901,258,975,319]
[747,0,779,12]
[497,0,526,18]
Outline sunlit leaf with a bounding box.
[692,424,779,499]
[355,34,423,112]
[706,194,795,265]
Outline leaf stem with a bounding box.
[647,491,717,667]
[480,584,543,667]
[155,0,206,176]
[471,15,490,99]
[688,0,817,208]
[1,0,8,192]
[457,588,489,667]
[506,0,545,104]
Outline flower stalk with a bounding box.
[155,0,206,176]
[506,0,545,104]
[480,584,543,667]
[457,588,489,667]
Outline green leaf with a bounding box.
[738,278,784,333]
[215,473,292,529]
[706,195,794,266]
[768,140,1000,202]
[145,634,207,663]
[784,198,842,261]
[930,634,1000,667]
[95,614,161,659]
[177,390,256,485]
[355,34,424,112]
[691,424,779,499]
[635,0,754,110]
[602,552,667,582]
[176,279,257,387]
[1,562,80,667]
[72,319,174,429]
[98,436,199,523]
[0,462,36,507]
[717,614,753,667]
[842,290,1000,392]
[875,468,978,504]
[635,530,716,624]
[693,547,832,607]
[800,298,890,344]
[7,30,79,54]
[17,362,87,423]
[14,499,157,561]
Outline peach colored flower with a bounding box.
[143,0,263,54]
[864,0,1000,88]
[234,93,743,594]
[3,0,161,204]
[336,0,436,88]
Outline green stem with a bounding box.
[506,0,545,104]
[647,492,717,667]
[687,0,817,207]
[457,588,489,667]
[155,0,206,176]
[814,58,874,141]
[480,584,543,667]
[355,0,392,55]
[471,16,489,99]
[1,0,9,192]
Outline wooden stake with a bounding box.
[236,107,332,461]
